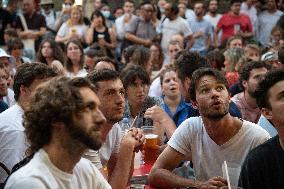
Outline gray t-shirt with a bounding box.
[125,17,157,41]
[168,117,270,186]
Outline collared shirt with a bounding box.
[161,95,192,127]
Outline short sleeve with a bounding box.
[57,22,68,37]
[125,17,139,34]
[167,118,192,156]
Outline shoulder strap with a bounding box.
[18,13,29,31]
[134,18,141,35]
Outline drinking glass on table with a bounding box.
[141,126,159,165]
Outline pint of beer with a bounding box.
[142,126,159,165]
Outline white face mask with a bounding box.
[102,10,111,18]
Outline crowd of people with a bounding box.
[0,0,284,188]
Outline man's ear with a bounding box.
[242,80,248,90]
[261,108,273,120]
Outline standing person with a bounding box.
[204,0,222,30]
[214,0,253,47]
[0,0,12,47]
[241,0,258,34]
[85,10,116,58]
[87,69,144,189]
[188,1,213,56]
[55,6,87,44]
[158,2,193,56]
[232,61,271,123]
[65,39,87,77]
[36,38,65,74]
[124,1,157,48]
[258,0,283,47]
[148,68,270,188]
[113,0,136,59]
[4,77,111,189]
[14,0,47,54]
[0,63,57,183]
[239,69,284,189]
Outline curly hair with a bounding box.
[36,38,66,66]
[255,69,284,109]
[13,63,58,102]
[87,69,120,91]
[189,68,229,102]
[239,61,272,90]
[24,77,97,155]
[174,50,209,82]
[65,39,85,72]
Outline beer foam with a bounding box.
[145,134,158,139]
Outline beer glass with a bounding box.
[141,126,159,165]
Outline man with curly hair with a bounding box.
[5,77,111,188]
[0,63,57,183]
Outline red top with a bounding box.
[217,12,252,43]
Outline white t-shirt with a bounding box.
[3,88,15,107]
[57,22,87,39]
[115,14,137,41]
[5,149,111,189]
[148,77,162,98]
[159,16,192,53]
[0,104,28,183]
[65,69,88,78]
[168,117,270,186]
[84,123,122,169]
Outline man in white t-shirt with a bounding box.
[5,77,111,189]
[87,69,144,189]
[149,68,270,188]
[0,63,57,183]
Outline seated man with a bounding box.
[149,68,270,188]
[5,77,111,188]
[239,69,284,189]
[0,63,57,183]
[87,69,144,189]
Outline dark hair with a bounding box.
[65,39,84,72]
[175,51,209,82]
[91,10,106,27]
[189,68,228,101]
[206,49,225,70]
[25,76,96,155]
[4,28,18,38]
[120,64,150,90]
[36,38,65,65]
[124,0,134,5]
[87,69,120,90]
[6,38,24,53]
[255,69,284,109]
[140,0,153,9]
[167,2,179,15]
[123,45,137,64]
[239,61,272,90]
[230,0,242,6]
[150,43,164,71]
[278,46,284,64]
[13,63,58,102]
[95,56,117,71]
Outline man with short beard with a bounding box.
[5,77,111,189]
[149,68,270,188]
[232,61,272,123]
[87,69,144,189]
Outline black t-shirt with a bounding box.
[0,8,12,45]
[238,136,284,189]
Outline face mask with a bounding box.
[102,10,111,18]
[159,7,165,13]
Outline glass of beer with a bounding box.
[141,126,159,165]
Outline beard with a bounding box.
[67,120,103,151]
[199,100,229,120]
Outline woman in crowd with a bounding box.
[36,39,65,75]
[65,39,87,77]
[160,66,190,127]
[223,47,244,87]
[6,38,31,73]
[149,43,164,77]
[120,64,163,128]
[55,6,87,44]
[85,10,116,58]
[129,46,152,76]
